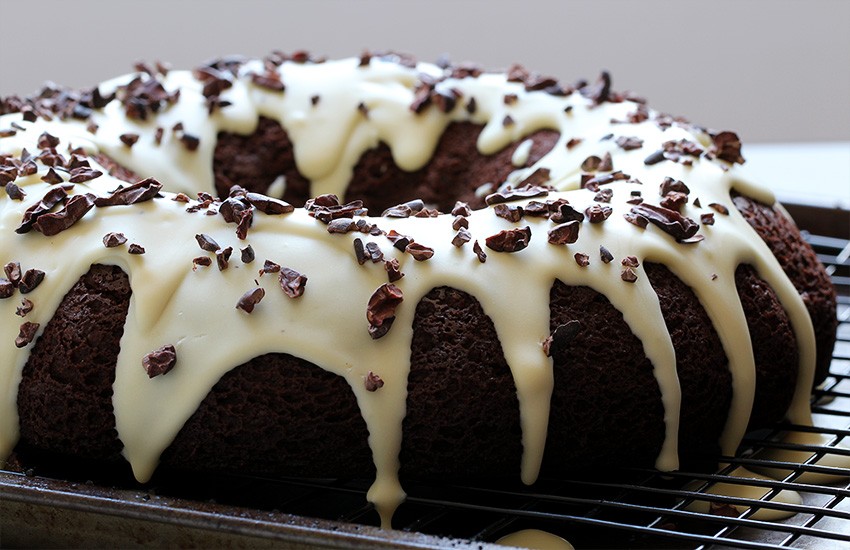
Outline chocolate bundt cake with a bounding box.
[0,52,837,526]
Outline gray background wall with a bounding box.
[1,0,848,144]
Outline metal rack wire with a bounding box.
[2,233,848,549]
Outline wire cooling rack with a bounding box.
[1,233,849,549]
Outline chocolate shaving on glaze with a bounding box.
[550,202,585,224]
[95,177,162,206]
[384,258,404,282]
[659,177,690,196]
[366,283,403,339]
[616,136,644,150]
[195,233,221,252]
[485,182,549,205]
[353,238,367,265]
[365,371,384,392]
[68,167,103,184]
[216,247,233,270]
[311,200,365,223]
[493,203,524,222]
[142,344,177,378]
[327,218,357,234]
[486,226,532,252]
[4,262,21,287]
[597,152,614,172]
[600,246,614,263]
[451,201,472,216]
[37,132,60,149]
[593,188,613,203]
[709,202,730,215]
[382,198,425,218]
[701,213,716,225]
[16,297,33,317]
[548,221,580,245]
[40,167,64,185]
[451,215,469,230]
[18,269,44,294]
[385,230,412,252]
[660,191,688,212]
[621,267,638,283]
[452,227,472,247]
[644,150,666,166]
[128,244,145,255]
[103,232,127,248]
[585,204,613,223]
[15,321,40,348]
[622,256,640,268]
[523,201,550,218]
[236,208,253,240]
[120,133,139,147]
[581,155,602,172]
[580,71,612,104]
[708,131,745,164]
[472,240,487,263]
[192,256,212,270]
[629,203,699,241]
[406,242,434,261]
[240,245,255,264]
[236,287,265,313]
[543,320,581,357]
[365,242,384,263]
[219,197,249,223]
[17,186,69,233]
[245,192,294,215]
[260,260,281,275]
[623,212,649,229]
[32,193,96,236]
[0,280,14,299]
[5,183,25,200]
[574,252,590,267]
[565,137,582,150]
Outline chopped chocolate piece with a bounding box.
[621,267,638,283]
[543,320,581,357]
[709,202,729,215]
[17,187,70,233]
[600,246,614,263]
[15,321,40,348]
[451,201,472,217]
[179,133,200,151]
[581,155,602,171]
[585,204,613,223]
[581,170,630,191]
[365,241,384,263]
[486,226,532,252]
[4,262,21,286]
[708,131,745,164]
[701,213,716,225]
[5,182,25,200]
[452,227,472,247]
[472,240,487,262]
[382,198,425,218]
[659,177,690,196]
[451,215,469,230]
[32,193,96,236]
[502,115,515,127]
[120,133,140,147]
[644,150,666,166]
[692,197,702,208]
[218,197,249,223]
[16,297,33,317]
[195,233,220,252]
[41,167,63,184]
[597,152,614,172]
[660,191,688,211]
[68,167,103,183]
[103,232,127,248]
[216,247,232,270]
[629,203,699,241]
[142,344,177,378]
[260,260,281,275]
[622,256,640,268]
[493,203,524,222]
[192,256,212,270]
[623,212,649,229]
[235,208,253,240]
[548,221,580,245]
[327,218,357,234]
[353,238,367,265]
[173,192,191,203]
[366,283,403,339]
[95,177,162,206]
[581,71,612,104]
[37,132,60,149]
[550,202,585,224]
[245,192,294,215]
[250,72,286,92]
[384,258,404,282]
[566,137,582,150]
[364,371,384,392]
[503,93,518,105]
[128,244,145,255]
[523,201,550,217]
[616,136,644,150]
[486,182,550,205]
[0,279,13,299]
[236,287,265,313]
[593,188,613,203]
[574,252,590,267]
[406,242,434,261]
[385,230,412,251]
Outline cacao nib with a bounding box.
[485,181,550,205]
[600,246,614,264]
[659,177,690,196]
[236,287,265,313]
[236,208,253,240]
[660,191,688,211]
[245,192,294,215]
[19,269,44,294]
[32,193,96,236]
[574,252,590,267]
[279,268,307,298]
[192,256,212,270]
[353,238,367,265]
[548,221,580,245]
[142,344,177,377]
[16,297,33,317]
[621,267,638,283]
[5,183,25,200]
[493,203,524,222]
[384,258,404,282]
[709,202,729,215]
[240,245,255,264]
[629,203,699,241]
[615,136,644,150]
[451,201,472,217]
[452,227,472,247]
[701,213,715,225]
[128,244,146,255]
[708,131,745,164]
[103,232,127,247]
[216,246,232,269]
[366,242,384,263]
[0,279,14,299]
[366,283,403,339]
[365,371,384,392]
[585,204,613,223]
[15,321,40,348]
[4,262,21,286]
[195,233,220,252]
[486,226,531,252]
[473,240,487,263]
[543,320,581,357]
[406,242,434,261]
[95,178,162,206]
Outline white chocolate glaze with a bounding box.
[0,55,824,528]
[685,466,802,521]
[496,529,574,549]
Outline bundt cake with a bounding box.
[0,51,837,527]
